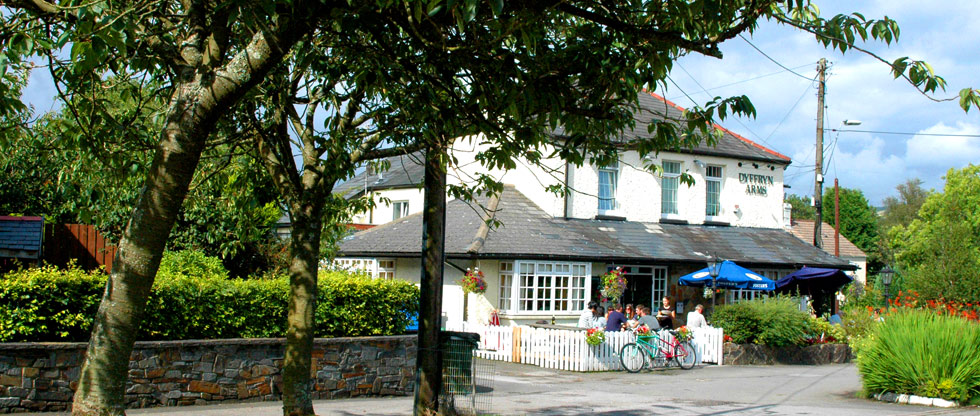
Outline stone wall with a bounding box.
[0,336,416,413]
[723,342,852,365]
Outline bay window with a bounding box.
[507,261,590,314]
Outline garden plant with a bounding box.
[857,309,980,404]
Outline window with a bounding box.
[499,261,513,311]
[598,163,618,212]
[392,201,410,220]
[661,161,680,215]
[332,258,376,276]
[726,289,761,303]
[705,165,722,217]
[653,266,668,304]
[377,259,396,280]
[331,257,395,280]
[512,261,590,313]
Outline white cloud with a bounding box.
[905,122,980,168]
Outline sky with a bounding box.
[18,1,979,205]
[665,0,980,205]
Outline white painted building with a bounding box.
[334,92,856,326]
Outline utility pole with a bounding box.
[813,58,827,248]
[834,178,840,257]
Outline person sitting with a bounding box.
[657,296,676,330]
[624,304,636,321]
[578,301,599,328]
[686,304,707,329]
[634,306,660,331]
[595,306,607,329]
[605,303,629,331]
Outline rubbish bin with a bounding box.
[441,331,481,414]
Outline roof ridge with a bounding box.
[642,90,791,163]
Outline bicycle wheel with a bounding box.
[620,343,646,373]
[674,341,698,370]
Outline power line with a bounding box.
[667,63,813,101]
[830,128,980,138]
[673,64,777,151]
[740,35,818,82]
[764,82,813,143]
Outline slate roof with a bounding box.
[338,187,854,270]
[334,91,791,197]
[790,219,867,259]
[0,216,44,259]
[550,91,792,165]
[334,152,425,197]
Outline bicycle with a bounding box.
[620,329,697,372]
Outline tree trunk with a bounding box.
[414,142,447,415]
[281,209,322,416]
[71,84,212,416]
[70,20,319,415]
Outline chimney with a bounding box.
[783,202,793,228]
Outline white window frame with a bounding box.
[331,257,396,280]
[332,257,377,276]
[498,261,514,311]
[376,259,396,280]
[661,160,682,219]
[503,260,591,315]
[392,201,410,220]
[597,162,620,215]
[725,269,789,303]
[705,165,723,220]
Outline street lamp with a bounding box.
[708,258,721,311]
[880,265,895,310]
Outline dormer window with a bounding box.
[598,162,619,213]
[661,161,681,216]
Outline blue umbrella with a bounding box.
[775,267,852,295]
[678,260,775,291]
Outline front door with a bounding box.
[620,265,654,308]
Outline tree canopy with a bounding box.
[785,193,815,221]
[889,165,980,303]
[880,178,930,233]
[3,0,978,415]
[823,186,880,259]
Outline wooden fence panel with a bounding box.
[42,224,116,273]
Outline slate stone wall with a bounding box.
[0,336,416,413]
[723,342,852,365]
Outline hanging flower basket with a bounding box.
[600,267,626,303]
[585,327,606,346]
[460,268,487,294]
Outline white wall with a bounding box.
[353,188,425,225]
[353,141,787,229]
[569,151,786,228]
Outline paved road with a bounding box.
[29,361,980,415]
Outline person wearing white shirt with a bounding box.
[578,301,599,328]
[686,304,708,329]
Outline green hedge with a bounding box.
[712,296,837,348]
[858,310,980,404]
[0,260,419,342]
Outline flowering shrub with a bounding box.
[600,267,626,302]
[460,268,487,294]
[674,326,692,343]
[585,327,606,346]
[884,290,980,322]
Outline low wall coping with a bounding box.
[0,335,417,351]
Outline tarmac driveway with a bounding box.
[30,360,979,415]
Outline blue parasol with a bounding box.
[678,260,775,291]
[775,267,852,295]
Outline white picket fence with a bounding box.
[447,322,725,371]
